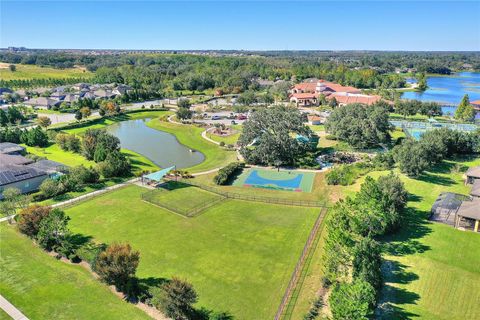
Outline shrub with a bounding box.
[330,279,376,320]
[97,150,131,178]
[39,178,62,198]
[325,162,372,186]
[17,205,51,238]
[95,243,140,292]
[150,278,198,320]
[37,209,70,252]
[70,165,100,185]
[213,162,244,185]
[219,141,225,147]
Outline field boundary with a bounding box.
[275,207,328,320]
[141,187,227,217]
[176,179,327,208]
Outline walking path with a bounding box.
[51,177,139,208]
[201,127,220,145]
[0,295,29,320]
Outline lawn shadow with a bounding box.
[377,206,431,318]
[416,172,455,186]
[376,260,421,319]
[68,233,93,247]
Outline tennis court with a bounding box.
[232,168,315,192]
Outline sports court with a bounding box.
[233,168,315,192]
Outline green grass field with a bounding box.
[146,184,224,214]
[0,224,150,320]
[65,185,320,319]
[338,157,480,319]
[146,118,238,172]
[0,63,92,81]
[24,143,158,173]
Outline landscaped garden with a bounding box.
[0,224,150,320]
[64,185,321,319]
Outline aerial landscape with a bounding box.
[0,1,479,320]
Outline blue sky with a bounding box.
[1,1,479,51]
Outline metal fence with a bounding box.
[178,179,327,208]
[141,188,227,218]
[274,208,328,320]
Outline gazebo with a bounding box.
[142,166,176,186]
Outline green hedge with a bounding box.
[213,162,244,185]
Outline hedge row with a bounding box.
[213,162,244,185]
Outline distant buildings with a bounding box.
[289,79,383,107]
[17,83,134,110]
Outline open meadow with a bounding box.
[0,224,150,320]
[65,184,321,319]
[0,63,92,81]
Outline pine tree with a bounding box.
[455,94,475,121]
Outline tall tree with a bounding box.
[455,94,475,122]
[238,106,313,165]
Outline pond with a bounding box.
[106,118,205,169]
[401,72,480,117]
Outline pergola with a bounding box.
[142,166,176,186]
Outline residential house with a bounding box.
[24,97,61,109]
[0,142,25,155]
[307,115,323,125]
[0,165,48,200]
[113,84,133,95]
[93,89,116,99]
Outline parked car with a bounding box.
[237,114,247,120]
[211,115,221,120]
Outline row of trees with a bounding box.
[392,128,479,177]
[0,126,49,147]
[322,173,407,319]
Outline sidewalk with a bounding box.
[0,295,29,320]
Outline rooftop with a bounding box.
[0,142,25,154]
[0,165,47,186]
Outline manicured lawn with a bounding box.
[338,157,480,319]
[146,118,238,172]
[0,224,150,320]
[0,63,92,81]
[24,143,158,173]
[66,185,320,319]
[147,183,224,213]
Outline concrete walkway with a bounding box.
[0,295,29,320]
[201,127,220,145]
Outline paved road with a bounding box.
[0,295,29,320]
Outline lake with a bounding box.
[401,72,480,117]
[106,118,205,169]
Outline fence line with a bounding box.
[274,208,327,320]
[141,189,226,217]
[175,179,327,208]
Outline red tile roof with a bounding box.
[291,92,318,99]
[327,92,383,105]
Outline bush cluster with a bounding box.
[55,133,81,153]
[213,162,244,185]
[393,128,479,177]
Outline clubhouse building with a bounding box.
[289,79,383,107]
